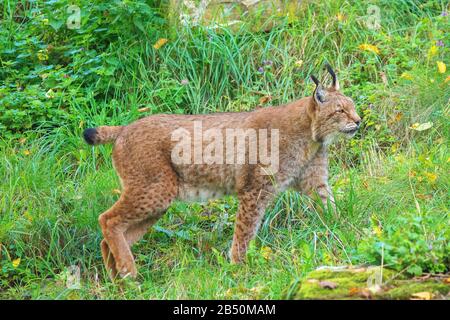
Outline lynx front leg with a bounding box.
[296,149,336,213]
[310,183,335,215]
[300,177,335,210]
[230,190,271,264]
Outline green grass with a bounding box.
[0,0,449,299]
[1,131,447,299]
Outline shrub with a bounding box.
[0,0,165,138]
[359,212,450,276]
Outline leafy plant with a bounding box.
[0,0,165,138]
[359,212,450,276]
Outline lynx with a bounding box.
[83,65,361,279]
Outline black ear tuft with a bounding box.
[324,63,339,90]
[324,63,335,76]
[83,128,97,145]
[310,75,320,86]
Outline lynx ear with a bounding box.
[311,75,326,105]
[325,63,340,91]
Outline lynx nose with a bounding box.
[355,120,361,128]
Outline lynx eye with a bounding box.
[336,108,344,113]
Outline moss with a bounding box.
[297,279,362,300]
[294,266,449,300]
[305,267,398,282]
[380,280,449,299]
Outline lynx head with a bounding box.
[309,64,361,145]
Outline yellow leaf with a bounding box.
[394,154,405,163]
[358,43,380,55]
[259,96,272,105]
[12,258,21,268]
[336,13,345,22]
[286,2,298,23]
[437,61,446,73]
[248,286,263,296]
[373,225,382,237]
[138,107,150,113]
[400,72,413,80]
[349,287,361,296]
[411,291,433,300]
[37,50,48,61]
[390,143,399,153]
[294,59,303,67]
[112,189,121,195]
[427,45,438,58]
[153,38,168,50]
[416,194,432,200]
[23,150,31,156]
[349,287,371,299]
[444,278,450,284]
[410,122,433,131]
[362,180,371,190]
[224,288,233,298]
[24,210,33,222]
[45,89,55,99]
[424,172,437,183]
[260,246,273,260]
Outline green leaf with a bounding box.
[49,19,64,31]
[407,265,422,276]
[133,19,146,34]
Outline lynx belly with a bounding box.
[177,185,229,203]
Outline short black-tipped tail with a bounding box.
[83,128,98,145]
[83,126,123,145]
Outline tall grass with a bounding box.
[0,0,448,298]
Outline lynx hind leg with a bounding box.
[101,239,118,279]
[98,169,178,279]
[230,189,272,264]
[125,216,160,246]
[100,217,157,280]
